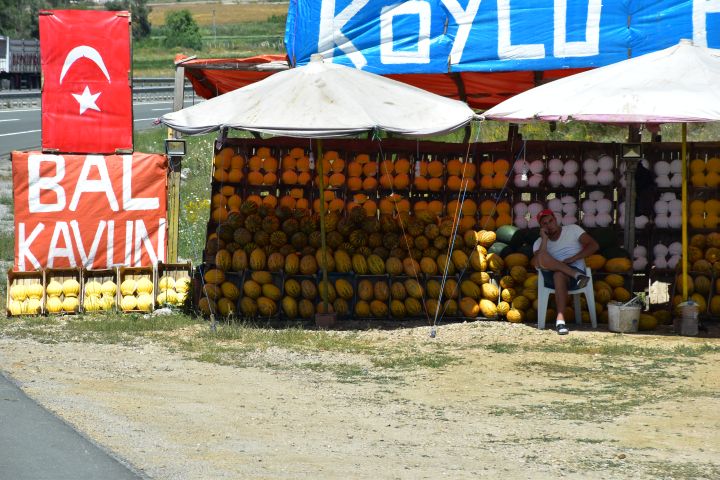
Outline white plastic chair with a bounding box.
[536,267,597,329]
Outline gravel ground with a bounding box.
[1,320,720,480]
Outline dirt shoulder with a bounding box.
[1,321,720,480]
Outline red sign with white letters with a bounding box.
[40,10,132,153]
[12,152,167,271]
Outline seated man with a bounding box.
[530,209,599,335]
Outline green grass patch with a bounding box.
[483,342,520,354]
[0,229,14,262]
[198,323,378,355]
[0,192,13,206]
[371,351,458,370]
[66,313,200,334]
[642,460,720,479]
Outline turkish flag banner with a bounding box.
[12,151,168,271]
[40,10,132,154]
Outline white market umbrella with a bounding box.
[160,54,476,138]
[483,39,720,300]
[482,40,720,124]
[160,54,477,314]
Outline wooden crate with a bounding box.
[118,266,155,313]
[156,262,193,309]
[45,268,82,315]
[81,268,118,313]
[5,268,45,316]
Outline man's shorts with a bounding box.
[540,266,586,290]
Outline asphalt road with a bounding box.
[0,371,144,479]
[0,99,197,156]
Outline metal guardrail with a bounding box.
[0,78,190,109]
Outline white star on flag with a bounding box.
[71,85,101,115]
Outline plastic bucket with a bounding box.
[607,302,641,333]
[676,302,699,336]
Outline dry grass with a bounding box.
[149,2,289,27]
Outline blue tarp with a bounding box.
[285,0,720,73]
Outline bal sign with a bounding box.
[12,152,168,271]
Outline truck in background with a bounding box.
[0,35,41,90]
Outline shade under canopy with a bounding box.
[482,40,720,124]
[160,55,477,138]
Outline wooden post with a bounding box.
[166,65,185,263]
[681,123,688,300]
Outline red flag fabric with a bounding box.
[12,151,167,271]
[40,10,132,154]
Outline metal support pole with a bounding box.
[166,65,186,263]
[316,139,330,312]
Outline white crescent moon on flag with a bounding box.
[59,45,111,84]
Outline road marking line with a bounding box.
[134,117,160,122]
[151,108,171,111]
[0,119,20,122]
[0,129,40,137]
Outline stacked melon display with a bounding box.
[82,278,117,312]
[480,158,510,190]
[156,274,191,308]
[689,198,720,230]
[212,147,245,184]
[547,158,579,189]
[412,158,445,192]
[512,158,544,188]
[45,277,81,314]
[583,154,615,186]
[445,158,476,191]
[119,274,154,312]
[347,153,378,191]
[199,189,521,320]
[7,280,44,316]
[246,147,278,186]
[689,156,720,188]
[670,232,720,317]
[280,147,312,187]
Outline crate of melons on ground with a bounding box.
[6,268,45,316]
[315,273,355,320]
[81,268,118,313]
[237,270,284,320]
[281,274,318,321]
[195,264,241,318]
[354,275,390,320]
[156,262,193,310]
[118,266,155,313]
[45,268,82,315]
[387,275,426,320]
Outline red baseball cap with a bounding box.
[536,209,555,222]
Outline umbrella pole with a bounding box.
[681,123,688,300]
[316,139,330,312]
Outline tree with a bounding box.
[0,0,46,38]
[105,0,152,41]
[163,9,202,50]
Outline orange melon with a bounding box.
[395,157,411,174]
[347,176,363,191]
[281,155,296,170]
[427,161,444,177]
[297,171,311,185]
[394,173,410,189]
[281,170,298,185]
[230,155,245,170]
[263,172,277,185]
[362,177,378,190]
[428,177,443,191]
[247,171,264,185]
[347,161,362,177]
